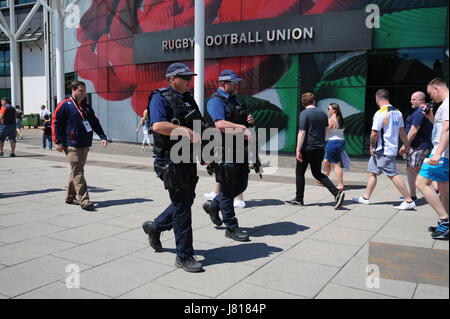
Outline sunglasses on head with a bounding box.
[176,75,193,81]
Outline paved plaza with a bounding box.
[0,130,448,299]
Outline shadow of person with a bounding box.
[215,221,310,237]
[88,186,113,193]
[163,242,283,267]
[0,188,64,199]
[245,199,286,208]
[94,198,153,208]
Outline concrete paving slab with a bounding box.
[41,212,115,228]
[345,205,398,220]
[413,283,450,299]
[77,255,174,297]
[45,223,129,244]
[330,215,388,232]
[131,239,218,267]
[217,282,302,299]
[0,255,92,298]
[118,282,206,299]
[53,237,147,266]
[0,222,66,244]
[331,257,417,299]
[154,257,258,298]
[283,239,361,268]
[244,257,340,298]
[16,281,110,299]
[0,236,76,266]
[315,283,396,299]
[374,226,435,246]
[433,240,449,251]
[309,225,375,247]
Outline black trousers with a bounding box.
[296,148,339,201]
[211,163,249,230]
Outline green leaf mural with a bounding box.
[374,7,448,49]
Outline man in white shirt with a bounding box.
[416,78,449,240]
[353,89,415,210]
[40,105,51,121]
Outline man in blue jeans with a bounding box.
[0,97,17,157]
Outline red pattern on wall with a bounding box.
[74,0,361,116]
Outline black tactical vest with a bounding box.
[148,87,199,157]
[205,93,250,163]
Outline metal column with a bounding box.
[194,0,205,114]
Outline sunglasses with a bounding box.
[176,75,193,81]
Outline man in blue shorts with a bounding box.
[416,78,449,240]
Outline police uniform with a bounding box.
[203,70,250,242]
[142,63,203,273]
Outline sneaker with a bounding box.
[431,223,449,240]
[234,200,246,209]
[225,227,250,242]
[394,201,416,210]
[352,196,370,205]
[0,152,3,156]
[428,226,437,233]
[175,256,203,273]
[334,190,345,209]
[204,192,218,201]
[10,153,15,157]
[285,198,304,205]
[142,221,162,251]
[202,201,222,226]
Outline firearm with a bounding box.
[239,108,263,179]
[184,108,215,166]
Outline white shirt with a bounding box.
[431,97,449,158]
[40,109,51,120]
[372,105,404,156]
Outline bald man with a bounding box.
[399,91,433,200]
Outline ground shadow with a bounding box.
[245,199,286,208]
[163,242,283,267]
[0,188,64,199]
[215,221,310,237]
[342,184,367,190]
[94,198,153,208]
[88,186,113,193]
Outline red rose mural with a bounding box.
[74,0,368,116]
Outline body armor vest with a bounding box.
[205,93,250,163]
[149,87,199,157]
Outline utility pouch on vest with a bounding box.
[215,163,239,184]
[155,161,197,191]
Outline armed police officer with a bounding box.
[142,63,204,273]
[202,70,254,242]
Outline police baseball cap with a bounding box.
[165,62,197,78]
[218,70,242,82]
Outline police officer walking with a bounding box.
[142,63,204,273]
[202,70,253,242]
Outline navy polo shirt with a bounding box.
[405,107,433,150]
[149,87,172,125]
[207,88,239,122]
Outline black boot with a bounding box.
[203,201,222,226]
[142,221,162,251]
[175,256,204,273]
[225,227,250,242]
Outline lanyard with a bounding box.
[70,97,87,120]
